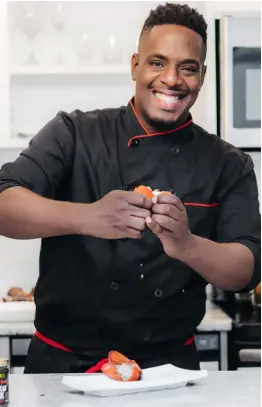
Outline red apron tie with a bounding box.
[35,330,194,373]
[86,358,109,373]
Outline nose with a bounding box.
[160,66,183,87]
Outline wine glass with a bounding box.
[15,2,43,65]
[102,30,123,64]
[74,27,95,66]
[51,2,66,65]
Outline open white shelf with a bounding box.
[0,1,146,149]
[10,65,131,76]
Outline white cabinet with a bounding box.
[0,1,207,150]
[0,1,152,149]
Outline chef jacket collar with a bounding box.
[124,97,194,147]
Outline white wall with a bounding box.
[0,1,261,298]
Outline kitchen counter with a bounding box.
[8,369,261,407]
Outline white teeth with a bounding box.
[154,92,180,103]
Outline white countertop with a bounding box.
[0,300,232,336]
[8,369,261,407]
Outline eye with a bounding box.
[150,60,164,68]
[182,66,197,73]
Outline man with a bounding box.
[0,3,260,373]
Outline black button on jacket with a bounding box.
[0,99,260,356]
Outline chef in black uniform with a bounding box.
[0,3,260,374]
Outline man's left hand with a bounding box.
[146,194,195,260]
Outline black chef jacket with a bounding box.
[0,98,260,357]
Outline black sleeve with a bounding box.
[0,112,75,199]
[212,153,261,291]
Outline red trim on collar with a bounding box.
[128,98,193,147]
[130,98,149,135]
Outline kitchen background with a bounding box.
[0,0,260,372]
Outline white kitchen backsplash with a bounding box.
[0,148,260,298]
[0,236,40,299]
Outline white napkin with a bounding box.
[62,364,207,397]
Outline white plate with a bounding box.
[62,364,208,397]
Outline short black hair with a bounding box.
[141,3,207,53]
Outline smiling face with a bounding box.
[131,24,207,131]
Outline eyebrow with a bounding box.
[148,54,200,66]
[181,58,200,66]
[148,53,169,61]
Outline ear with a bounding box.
[131,53,139,81]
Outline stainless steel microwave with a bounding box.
[219,15,261,148]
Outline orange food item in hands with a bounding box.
[134,185,154,199]
[134,185,172,198]
[101,351,142,382]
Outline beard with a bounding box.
[141,105,188,132]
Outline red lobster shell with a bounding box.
[101,351,142,382]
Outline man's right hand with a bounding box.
[77,190,153,239]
